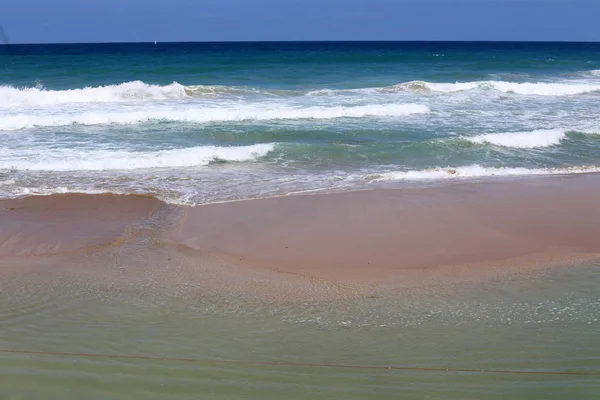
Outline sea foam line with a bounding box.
[374,165,600,182]
[307,79,600,97]
[0,103,430,130]
[5,186,196,206]
[0,143,276,171]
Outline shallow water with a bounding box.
[1,261,598,399]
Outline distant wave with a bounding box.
[0,143,275,171]
[383,80,600,96]
[306,80,600,97]
[374,165,600,182]
[182,84,262,96]
[0,103,430,130]
[4,77,599,108]
[0,81,190,106]
[305,89,340,96]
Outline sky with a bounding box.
[1,0,599,44]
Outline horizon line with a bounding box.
[3,39,600,46]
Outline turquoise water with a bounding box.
[1,42,600,203]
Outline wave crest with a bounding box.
[0,81,192,107]
[0,81,269,107]
[466,129,567,148]
[386,80,600,96]
[0,143,276,171]
[303,80,600,97]
[0,103,430,130]
[183,85,260,96]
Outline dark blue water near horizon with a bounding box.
[2,41,600,89]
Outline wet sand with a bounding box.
[0,193,162,257]
[171,175,600,285]
[2,175,600,297]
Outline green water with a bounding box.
[1,262,599,399]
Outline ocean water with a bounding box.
[2,41,600,203]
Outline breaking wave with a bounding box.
[4,76,599,109]
[463,128,600,148]
[0,143,275,171]
[384,80,600,96]
[0,81,189,106]
[304,79,600,97]
[0,103,430,130]
[465,129,567,148]
[0,81,267,107]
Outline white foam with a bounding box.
[0,81,193,107]
[397,81,480,93]
[305,80,600,97]
[0,81,258,107]
[466,129,567,148]
[375,165,600,182]
[388,80,600,96]
[0,143,275,171]
[0,103,430,130]
[6,186,195,205]
[489,81,600,96]
[305,89,337,96]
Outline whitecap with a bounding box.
[0,143,276,171]
[382,80,600,96]
[0,81,189,107]
[0,103,430,131]
[466,129,567,148]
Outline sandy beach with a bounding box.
[0,193,163,257]
[2,175,599,299]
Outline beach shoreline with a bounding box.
[2,174,600,300]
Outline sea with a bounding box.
[1,41,600,204]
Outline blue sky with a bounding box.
[2,0,599,43]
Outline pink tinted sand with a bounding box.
[1,175,600,292]
[0,193,161,256]
[171,175,600,283]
